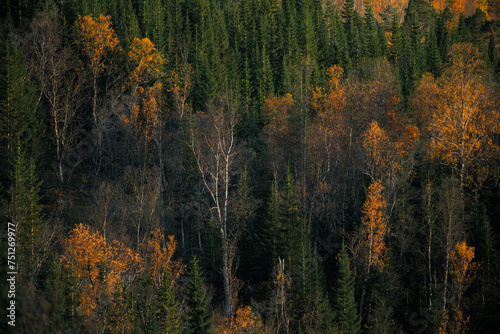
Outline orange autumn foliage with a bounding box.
[75,14,121,74]
[60,223,142,320]
[361,120,419,182]
[263,93,299,169]
[361,180,389,270]
[449,241,478,297]
[168,63,193,120]
[362,121,392,179]
[215,306,264,334]
[308,65,347,192]
[125,82,163,141]
[310,65,347,131]
[417,44,500,188]
[128,37,166,91]
[144,228,185,287]
[61,224,185,323]
[264,93,296,141]
[124,38,166,144]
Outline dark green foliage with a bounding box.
[388,10,402,64]
[184,256,212,334]
[436,7,453,63]
[2,1,500,333]
[10,146,44,285]
[365,6,382,58]
[454,14,470,44]
[267,172,302,272]
[335,242,360,334]
[426,25,442,77]
[0,27,44,188]
[0,224,18,333]
[114,0,140,52]
[44,256,67,332]
[488,33,497,73]
[157,271,182,333]
[0,28,45,286]
[295,219,333,332]
[364,267,399,333]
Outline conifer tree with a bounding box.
[365,6,382,58]
[0,27,43,185]
[0,228,17,334]
[454,14,470,44]
[488,33,497,73]
[297,238,333,332]
[184,256,213,334]
[328,6,349,67]
[157,271,182,333]
[1,28,45,286]
[426,26,442,77]
[388,10,402,64]
[335,242,361,334]
[436,7,453,63]
[273,171,302,273]
[108,282,136,334]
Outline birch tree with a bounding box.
[190,94,239,317]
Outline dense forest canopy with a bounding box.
[1,0,500,332]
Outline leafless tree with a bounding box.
[123,166,161,246]
[23,9,83,184]
[189,94,239,317]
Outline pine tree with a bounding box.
[275,171,302,273]
[365,5,382,58]
[1,27,45,286]
[157,271,182,333]
[10,145,44,285]
[488,33,497,73]
[335,242,361,334]
[296,232,333,332]
[108,282,135,333]
[426,26,442,77]
[329,6,349,67]
[436,7,453,63]
[388,10,402,64]
[342,0,362,63]
[44,255,67,332]
[0,27,44,187]
[184,256,213,334]
[406,5,424,78]
[0,226,17,334]
[454,14,470,44]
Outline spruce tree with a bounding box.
[184,256,212,334]
[388,10,402,64]
[1,28,45,286]
[108,282,135,333]
[426,26,442,77]
[0,27,44,187]
[278,171,302,273]
[488,33,497,73]
[365,5,382,58]
[158,271,182,334]
[44,256,66,332]
[10,146,44,285]
[436,7,453,63]
[335,242,360,334]
[0,226,17,334]
[454,14,470,44]
[296,228,333,332]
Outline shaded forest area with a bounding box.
[1,0,500,332]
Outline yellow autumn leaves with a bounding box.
[60,224,184,321]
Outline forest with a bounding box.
[1,0,499,332]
